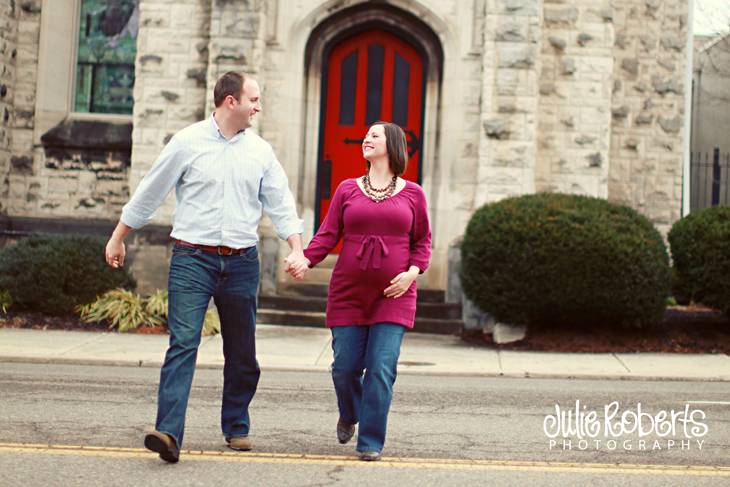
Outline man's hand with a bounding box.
[384,267,420,299]
[105,238,126,268]
[284,251,310,280]
[105,222,133,269]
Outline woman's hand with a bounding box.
[284,252,310,280]
[384,267,420,299]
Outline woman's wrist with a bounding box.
[407,266,420,278]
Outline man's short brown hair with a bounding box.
[214,72,247,107]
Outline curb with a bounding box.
[2,355,729,382]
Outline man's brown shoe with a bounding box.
[144,431,179,463]
[226,436,252,451]
[337,419,356,444]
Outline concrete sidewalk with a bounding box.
[1,326,729,381]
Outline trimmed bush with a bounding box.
[460,193,671,329]
[0,234,135,315]
[668,206,730,314]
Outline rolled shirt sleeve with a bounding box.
[259,149,304,240]
[121,138,186,229]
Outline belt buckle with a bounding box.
[217,246,233,256]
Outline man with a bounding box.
[105,72,308,463]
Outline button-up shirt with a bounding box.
[121,115,303,248]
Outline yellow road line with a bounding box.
[0,443,728,476]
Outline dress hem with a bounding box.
[325,319,414,329]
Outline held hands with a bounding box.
[284,251,310,280]
[384,267,420,299]
[105,238,126,268]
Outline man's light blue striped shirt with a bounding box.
[121,115,303,248]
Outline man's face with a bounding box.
[235,78,262,130]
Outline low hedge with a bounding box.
[668,206,730,314]
[460,193,670,329]
[0,234,136,315]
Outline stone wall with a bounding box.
[2,0,135,219]
[536,0,613,198]
[477,0,541,209]
[204,0,267,115]
[420,0,486,288]
[0,0,17,215]
[4,0,40,217]
[130,0,211,224]
[608,0,688,231]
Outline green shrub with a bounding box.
[0,234,136,315]
[460,193,671,329]
[668,206,730,314]
[77,288,220,335]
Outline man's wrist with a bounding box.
[110,221,132,243]
[286,233,304,252]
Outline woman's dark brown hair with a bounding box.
[367,121,408,176]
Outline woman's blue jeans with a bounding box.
[330,323,406,453]
[155,244,261,448]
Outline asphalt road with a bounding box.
[1,362,728,486]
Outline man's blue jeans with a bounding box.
[155,243,260,448]
[330,323,406,453]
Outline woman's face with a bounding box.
[362,124,387,161]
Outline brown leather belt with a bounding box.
[175,239,251,256]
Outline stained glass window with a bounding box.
[74,0,138,115]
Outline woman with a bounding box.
[293,121,431,461]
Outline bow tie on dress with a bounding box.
[356,236,390,271]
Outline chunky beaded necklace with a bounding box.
[362,173,397,203]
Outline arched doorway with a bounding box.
[316,28,427,231]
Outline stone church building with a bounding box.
[0,0,690,326]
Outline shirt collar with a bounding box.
[210,112,246,141]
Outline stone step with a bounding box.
[256,309,463,335]
[277,282,446,303]
[412,317,463,335]
[417,302,462,320]
[277,282,330,298]
[259,295,462,320]
[256,309,327,327]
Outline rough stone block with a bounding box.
[544,6,578,25]
[493,322,527,344]
[498,44,536,69]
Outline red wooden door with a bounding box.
[317,29,425,233]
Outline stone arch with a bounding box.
[295,1,446,222]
